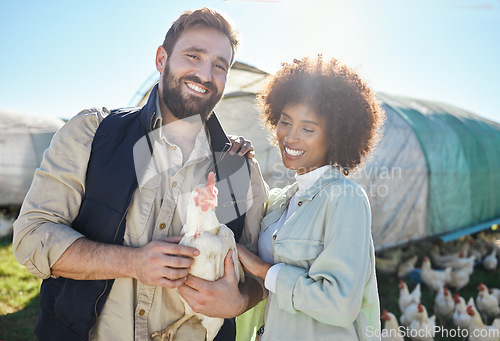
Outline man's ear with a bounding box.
[156,46,167,72]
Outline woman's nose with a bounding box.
[284,129,300,143]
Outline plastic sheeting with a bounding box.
[0,109,64,205]
[351,104,428,249]
[379,94,500,240]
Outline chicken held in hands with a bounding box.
[151,172,244,341]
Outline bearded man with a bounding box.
[13,8,267,341]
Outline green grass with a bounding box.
[378,265,499,340]
[377,234,500,341]
[0,236,40,341]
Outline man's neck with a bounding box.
[160,106,205,163]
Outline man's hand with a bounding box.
[51,236,199,288]
[132,236,199,288]
[178,250,247,318]
[227,135,255,159]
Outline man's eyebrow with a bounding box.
[184,47,230,69]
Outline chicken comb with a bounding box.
[206,171,217,188]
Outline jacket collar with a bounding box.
[141,83,230,153]
[282,167,345,203]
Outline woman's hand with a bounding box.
[236,244,272,280]
[227,135,255,159]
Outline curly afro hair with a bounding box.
[258,55,385,173]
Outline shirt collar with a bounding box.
[282,166,345,203]
[295,165,333,196]
[153,90,162,130]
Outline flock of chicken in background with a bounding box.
[376,232,500,340]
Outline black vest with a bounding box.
[35,85,250,340]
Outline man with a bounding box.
[13,8,267,341]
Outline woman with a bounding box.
[237,56,385,340]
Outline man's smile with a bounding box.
[185,81,210,95]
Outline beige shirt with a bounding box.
[13,104,268,340]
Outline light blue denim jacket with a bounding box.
[260,167,381,341]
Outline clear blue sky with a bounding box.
[1,0,499,123]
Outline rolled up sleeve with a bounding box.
[12,108,107,279]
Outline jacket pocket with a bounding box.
[125,166,161,239]
[274,239,323,263]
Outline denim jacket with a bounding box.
[260,167,381,341]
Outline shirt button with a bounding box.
[159,223,166,230]
[172,146,177,151]
[138,309,145,316]
[298,201,303,206]
[171,181,177,187]
[273,234,277,240]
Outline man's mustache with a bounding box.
[181,75,218,94]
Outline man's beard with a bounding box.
[161,63,223,121]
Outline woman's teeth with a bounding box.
[186,83,207,94]
[285,146,304,157]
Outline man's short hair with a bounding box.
[163,7,239,65]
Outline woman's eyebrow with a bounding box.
[281,112,320,126]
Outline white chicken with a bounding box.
[381,310,404,341]
[469,236,490,261]
[409,303,436,341]
[447,263,473,292]
[452,294,471,330]
[466,304,500,341]
[484,250,498,272]
[491,288,500,304]
[477,283,500,324]
[151,172,244,341]
[421,256,452,292]
[434,286,455,325]
[430,245,463,268]
[398,255,419,278]
[400,302,419,327]
[399,280,421,313]
[376,256,400,274]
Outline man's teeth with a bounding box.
[285,146,304,156]
[186,83,207,94]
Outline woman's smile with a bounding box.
[277,102,329,175]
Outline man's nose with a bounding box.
[195,61,213,83]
